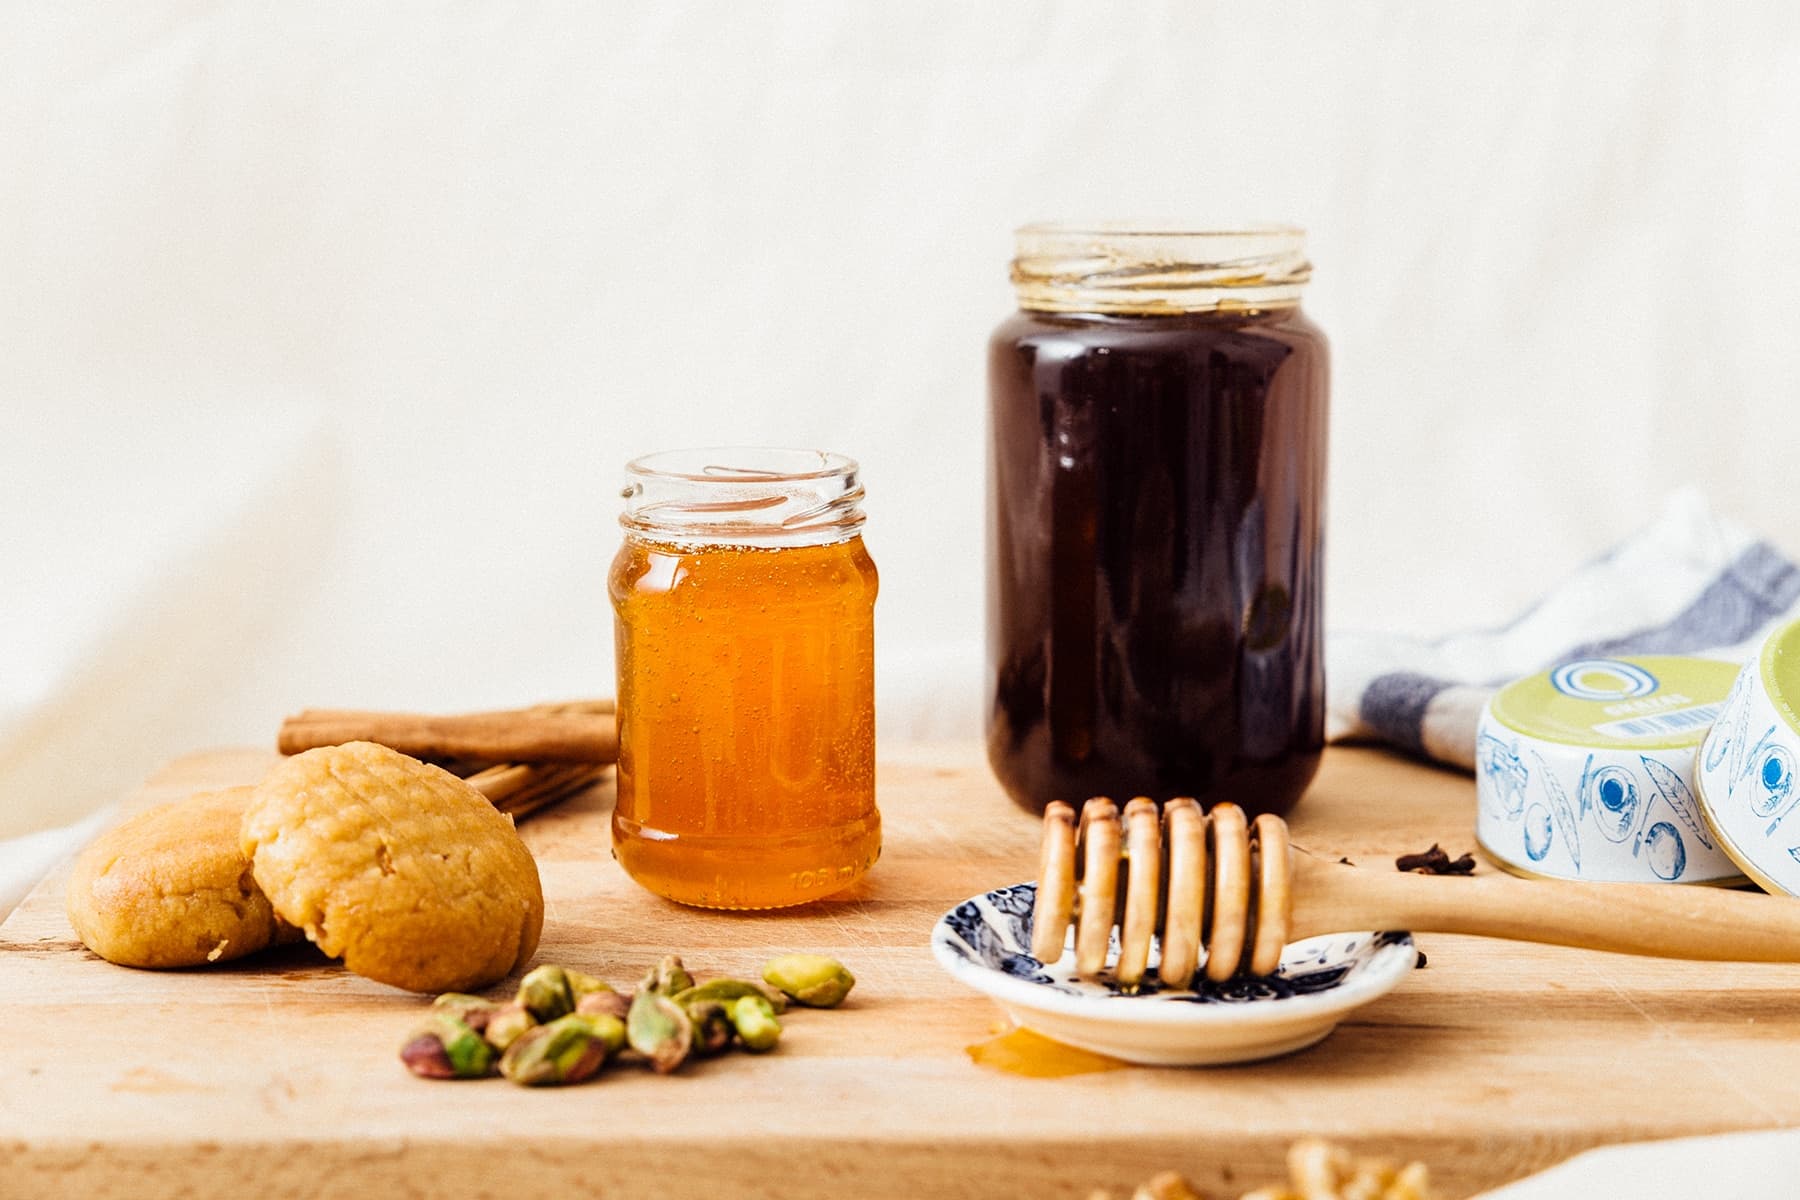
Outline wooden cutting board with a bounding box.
[5,744,1800,1199]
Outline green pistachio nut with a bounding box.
[431,992,499,1032]
[499,1013,620,1086]
[400,1031,456,1079]
[432,991,492,1010]
[685,999,736,1055]
[640,954,695,997]
[627,989,694,1074]
[574,1011,628,1057]
[482,1002,538,1053]
[672,978,789,1015]
[576,990,631,1020]
[566,969,615,1003]
[401,1014,496,1079]
[729,994,782,1052]
[762,954,855,1008]
[518,964,576,1022]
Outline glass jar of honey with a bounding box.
[609,448,880,909]
[988,224,1329,818]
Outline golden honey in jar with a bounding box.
[609,448,880,909]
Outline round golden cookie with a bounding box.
[67,786,294,968]
[241,741,543,993]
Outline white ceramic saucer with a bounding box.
[930,882,1418,1066]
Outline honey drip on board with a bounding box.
[965,1025,1129,1078]
[609,536,881,910]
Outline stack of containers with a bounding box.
[1477,622,1800,896]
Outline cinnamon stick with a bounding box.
[278,701,618,763]
[466,761,609,820]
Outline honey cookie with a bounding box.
[242,741,543,993]
[67,786,294,968]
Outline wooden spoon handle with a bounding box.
[1294,856,1800,962]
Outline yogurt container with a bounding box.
[1695,620,1800,896]
[1476,655,1743,884]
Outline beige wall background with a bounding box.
[4,1,1798,835]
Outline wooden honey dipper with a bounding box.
[1031,796,1800,990]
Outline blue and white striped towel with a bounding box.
[1327,489,1800,770]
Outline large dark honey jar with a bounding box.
[987,223,1328,816]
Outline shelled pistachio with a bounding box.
[401,1013,496,1079]
[640,954,695,997]
[517,964,576,1021]
[672,977,788,1014]
[576,989,631,1020]
[431,992,499,1031]
[567,968,615,1004]
[762,953,855,1008]
[627,989,694,1074]
[686,999,736,1056]
[483,1002,537,1053]
[401,952,855,1084]
[729,993,782,1052]
[500,1013,624,1087]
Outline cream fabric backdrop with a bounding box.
[5,1,1799,835]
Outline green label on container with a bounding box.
[1487,655,1738,750]
[1762,621,1800,737]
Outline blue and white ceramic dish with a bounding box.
[931,883,1417,1065]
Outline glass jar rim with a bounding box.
[621,446,866,546]
[1011,221,1311,314]
[625,446,858,484]
[1016,219,1305,241]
